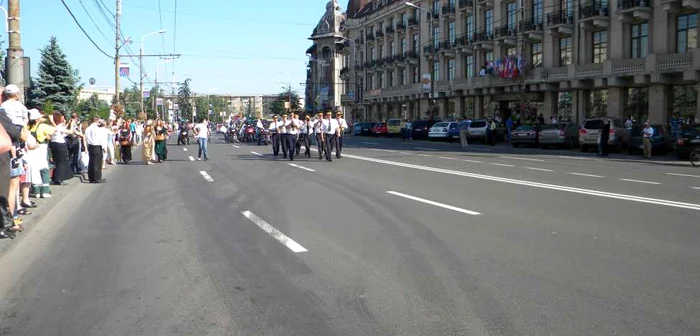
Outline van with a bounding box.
[387,119,402,136]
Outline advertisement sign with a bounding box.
[142,90,150,98]
[421,73,431,92]
[156,98,163,106]
[119,62,130,77]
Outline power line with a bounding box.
[77,0,111,43]
[60,0,113,59]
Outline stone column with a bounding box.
[648,84,670,124]
[607,87,625,119]
[454,95,464,119]
[575,90,589,124]
[542,91,558,119]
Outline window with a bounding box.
[400,68,406,85]
[433,0,440,14]
[631,22,648,58]
[559,37,572,65]
[533,0,543,24]
[378,72,384,88]
[389,18,394,29]
[448,0,455,7]
[447,59,456,80]
[466,15,474,39]
[485,51,494,62]
[367,74,373,90]
[402,13,408,25]
[562,0,573,16]
[371,47,376,60]
[592,31,607,63]
[379,44,384,58]
[531,42,542,67]
[506,47,516,56]
[466,55,474,77]
[433,26,440,48]
[448,21,456,44]
[413,34,420,53]
[507,3,517,29]
[677,14,697,53]
[390,41,396,56]
[412,66,419,83]
[485,10,493,35]
[401,38,407,54]
[388,70,394,87]
[433,61,440,81]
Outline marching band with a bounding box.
[266,111,347,162]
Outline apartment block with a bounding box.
[338,0,700,124]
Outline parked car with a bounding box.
[354,122,375,136]
[467,119,506,143]
[411,120,438,140]
[676,124,700,159]
[387,118,402,136]
[372,122,389,136]
[510,125,539,147]
[428,122,460,141]
[578,117,630,152]
[628,124,675,155]
[538,122,579,148]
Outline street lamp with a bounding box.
[139,29,167,115]
[278,70,292,114]
[404,2,436,117]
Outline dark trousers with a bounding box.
[324,134,336,161]
[120,145,132,162]
[87,145,103,182]
[284,134,297,159]
[296,133,311,156]
[271,133,280,156]
[315,134,325,158]
[50,141,71,183]
[336,135,344,158]
[69,140,81,173]
[281,133,289,157]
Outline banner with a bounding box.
[119,62,130,77]
[142,90,150,98]
[421,73,431,92]
[156,98,163,106]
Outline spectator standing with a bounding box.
[84,117,106,183]
[27,110,54,198]
[48,113,75,186]
[642,122,654,159]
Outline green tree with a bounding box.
[269,90,301,116]
[177,78,193,120]
[119,84,142,118]
[29,36,79,112]
[75,93,109,119]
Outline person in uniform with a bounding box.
[297,115,313,158]
[286,113,299,160]
[268,115,281,156]
[321,112,339,162]
[335,112,348,158]
[313,113,324,159]
[278,114,290,158]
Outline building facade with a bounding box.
[78,87,116,105]
[342,0,700,124]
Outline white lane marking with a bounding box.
[188,156,195,161]
[558,155,596,160]
[470,147,492,152]
[387,191,480,215]
[251,151,264,157]
[199,171,214,182]
[620,178,661,185]
[232,144,240,148]
[183,148,188,151]
[525,167,553,172]
[490,163,515,167]
[363,141,379,145]
[289,163,316,172]
[500,156,545,162]
[341,154,700,211]
[693,187,700,190]
[241,211,308,253]
[414,147,438,151]
[439,156,455,160]
[416,153,432,157]
[568,172,604,178]
[463,159,482,163]
[666,173,700,178]
[398,152,412,155]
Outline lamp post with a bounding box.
[278,70,292,115]
[336,36,357,120]
[405,2,436,118]
[139,29,166,115]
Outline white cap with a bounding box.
[28,109,43,120]
[5,84,19,94]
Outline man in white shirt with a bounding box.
[1,84,28,127]
[194,117,210,161]
[297,115,313,158]
[335,112,349,158]
[287,113,300,160]
[313,113,325,159]
[642,122,654,159]
[322,112,339,162]
[279,114,290,159]
[268,115,281,156]
[84,117,107,183]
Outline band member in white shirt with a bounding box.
[268,115,281,156]
[313,113,325,160]
[335,112,349,158]
[321,112,339,162]
[285,113,299,160]
[297,115,313,158]
[278,114,290,158]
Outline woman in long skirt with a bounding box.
[142,124,155,164]
[118,122,132,164]
[48,113,75,185]
[154,119,169,163]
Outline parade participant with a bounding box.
[287,113,300,160]
[297,115,313,158]
[321,112,339,162]
[335,112,348,158]
[313,113,324,159]
[268,115,281,156]
[278,114,289,159]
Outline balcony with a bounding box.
[478,0,494,8]
[575,63,604,77]
[385,26,395,34]
[494,24,517,46]
[423,45,439,55]
[611,58,646,75]
[396,22,407,31]
[579,1,610,30]
[656,52,693,72]
[546,10,575,35]
[459,0,474,11]
[662,0,700,12]
[542,66,569,81]
[439,39,458,54]
[519,18,544,40]
[441,5,456,17]
[616,0,651,22]
[375,30,385,38]
[366,33,375,41]
[408,16,420,28]
[472,30,494,50]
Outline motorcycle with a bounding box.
[244,126,256,143]
[259,130,271,145]
[226,128,239,143]
[178,129,190,145]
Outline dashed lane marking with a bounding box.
[414,147,438,151]
[568,172,604,178]
[241,210,308,253]
[416,154,432,157]
[666,173,700,178]
[490,163,515,167]
[558,155,596,160]
[387,191,481,215]
[232,144,240,148]
[439,156,456,160]
[183,148,188,151]
[188,156,195,161]
[525,167,553,172]
[251,151,264,157]
[620,178,661,185]
[500,156,545,162]
[289,163,316,172]
[199,171,214,182]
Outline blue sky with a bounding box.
[18,0,335,96]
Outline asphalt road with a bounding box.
[0,135,698,336]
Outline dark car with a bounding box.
[411,120,438,140]
[510,125,539,147]
[676,124,700,159]
[372,122,389,136]
[353,122,374,136]
[628,124,675,155]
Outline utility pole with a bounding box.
[114,0,121,104]
[6,0,24,102]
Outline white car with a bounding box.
[428,122,460,141]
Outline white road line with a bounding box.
[199,171,214,182]
[414,147,438,151]
[416,153,432,157]
[666,173,700,178]
[525,167,553,172]
[398,152,412,155]
[241,211,308,253]
[232,144,240,148]
[363,141,379,145]
[558,155,596,160]
[568,172,604,178]
[289,163,316,172]
[251,151,264,157]
[463,159,482,163]
[183,148,188,151]
[500,156,545,162]
[387,191,480,215]
[439,156,455,160]
[188,156,195,161]
[341,153,700,211]
[620,178,661,185]
[693,187,700,190]
[470,147,492,152]
[490,163,515,167]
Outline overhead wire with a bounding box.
[60,0,113,59]
[77,0,112,43]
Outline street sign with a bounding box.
[156,98,163,106]
[119,62,130,77]
[142,91,150,98]
[284,102,290,109]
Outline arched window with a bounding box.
[322,47,332,59]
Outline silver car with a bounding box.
[538,123,580,148]
[578,118,630,152]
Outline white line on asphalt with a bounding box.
[525,167,553,172]
[232,144,240,148]
[241,210,308,253]
[558,155,595,160]
[398,152,412,155]
[414,147,438,151]
[199,171,214,182]
[666,172,700,178]
[693,187,700,190]
[500,156,545,162]
[416,153,432,157]
[620,178,661,185]
[340,154,700,211]
[363,141,379,145]
[251,151,264,157]
[490,163,515,167]
[463,159,482,163]
[188,156,195,161]
[183,148,188,151]
[568,172,604,178]
[387,191,481,215]
[439,156,455,160]
[470,147,492,152]
[289,163,316,172]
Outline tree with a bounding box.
[75,93,109,119]
[0,40,5,86]
[28,36,79,112]
[269,89,301,116]
[177,78,193,121]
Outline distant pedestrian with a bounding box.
[85,117,106,183]
[194,117,210,161]
[154,119,169,163]
[642,122,654,159]
[142,124,155,165]
[459,120,469,149]
[598,120,611,156]
[118,122,132,164]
